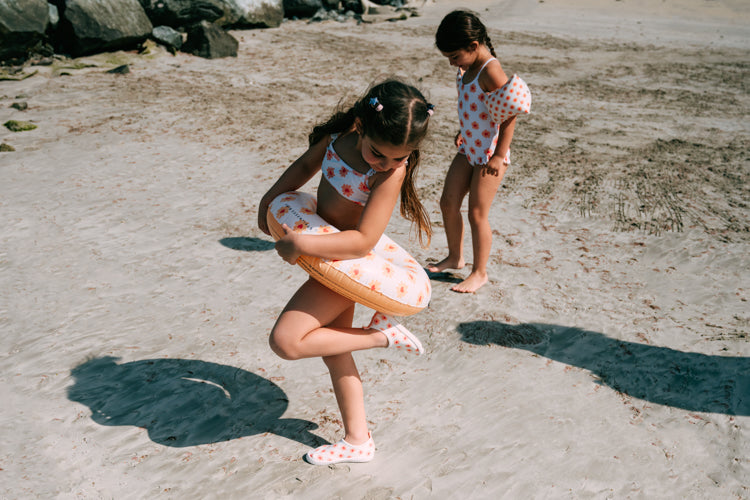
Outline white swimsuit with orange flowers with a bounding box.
[322,133,376,206]
[457,57,532,168]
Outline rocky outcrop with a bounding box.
[55,0,153,57]
[0,0,419,64]
[0,0,50,61]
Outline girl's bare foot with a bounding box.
[426,256,465,273]
[450,271,488,293]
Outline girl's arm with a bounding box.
[493,116,516,165]
[257,137,329,235]
[480,60,516,174]
[275,167,405,264]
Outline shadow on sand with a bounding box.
[457,321,749,416]
[219,236,275,252]
[68,357,327,448]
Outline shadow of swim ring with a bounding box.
[68,356,326,448]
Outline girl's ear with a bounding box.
[354,117,363,135]
[468,41,480,53]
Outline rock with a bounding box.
[0,0,50,62]
[56,0,153,57]
[182,21,238,59]
[341,0,362,13]
[283,0,321,18]
[4,120,37,132]
[152,25,183,50]
[139,0,224,28]
[11,102,29,111]
[0,143,15,152]
[219,0,283,28]
[106,64,130,74]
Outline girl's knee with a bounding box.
[269,330,302,360]
[440,192,462,213]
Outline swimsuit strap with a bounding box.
[476,57,497,78]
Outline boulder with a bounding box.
[283,0,321,18]
[139,0,224,28]
[0,0,50,61]
[182,21,238,59]
[56,0,153,57]
[152,25,182,50]
[219,0,283,28]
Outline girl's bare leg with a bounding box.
[323,352,370,445]
[427,153,473,273]
[452,161,508,293]
[269,278,388,360]
[318,303,370,445]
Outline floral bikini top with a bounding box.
[322,133,376,206]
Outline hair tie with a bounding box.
[369,97,383,112]
[426,103,435,116]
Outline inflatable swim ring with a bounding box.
[267,191,431,316]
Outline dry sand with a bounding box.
[1,0,748,498]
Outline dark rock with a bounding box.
[0,143,15,152]
[107,64,130,74]
[11,102,29,111]
[152,25,183,50]
[341,0,362,14]
[55,0,153,57]
[139,0,224,28]
[284,0,322,18]
[182,21,238,59]
[0,0,50,62]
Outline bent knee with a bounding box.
[268,331,302,360]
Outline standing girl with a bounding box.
[257,79,434,464]
[428,9,531,293]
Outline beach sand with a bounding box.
[1,0,748,498]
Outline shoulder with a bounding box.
[479,58,508,93]
[371,162,407,190]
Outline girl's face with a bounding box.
[440,42,480,71]
[359,134,413,173]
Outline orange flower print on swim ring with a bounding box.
[349,264,363,280]
[275,206,290,218]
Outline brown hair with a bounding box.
[309,79,434,246]
[435,9,497,58]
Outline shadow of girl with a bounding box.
[68,356,326,448]
[457,321,750,416]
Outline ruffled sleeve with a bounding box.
[485,74,531,125]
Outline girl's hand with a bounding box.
[275,224,302,265]
[454,131,464,148]
[482,154,508,179]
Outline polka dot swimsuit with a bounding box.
[456,58,531,167]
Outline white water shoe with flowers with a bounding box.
[305,433,375,465]
[368,312,424,355]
